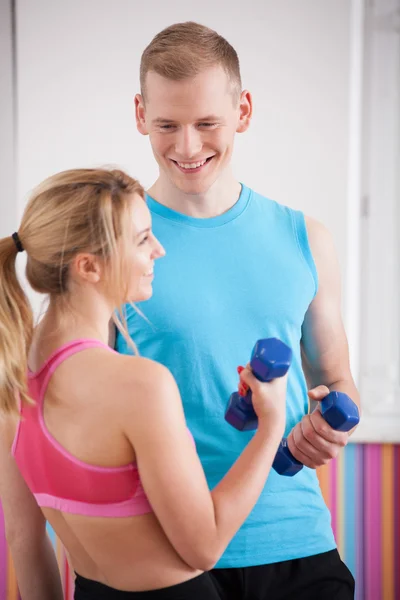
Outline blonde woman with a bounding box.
[0,168,287,600]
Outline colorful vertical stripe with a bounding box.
[381,445,394,600]
[396,447,400,597]
[1,444,400,599]
[365,445,382,599]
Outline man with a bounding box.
[116,21,358,600]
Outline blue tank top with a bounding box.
[116,184,336,567]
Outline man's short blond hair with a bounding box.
[140,22,242,102]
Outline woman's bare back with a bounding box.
[27,335,200,591]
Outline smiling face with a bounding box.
[123,193,165,303]
[135,66,252,196]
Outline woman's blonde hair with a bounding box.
[0,168,144,417]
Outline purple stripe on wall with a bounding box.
[355,444,364,600]
[395,447,400,599]
[365,445,382,600]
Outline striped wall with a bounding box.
[317,444,400,600]
[1,443,399,600]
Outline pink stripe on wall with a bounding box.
[364,445,382,600]
[355,444,364,599]
[395,446,400,598]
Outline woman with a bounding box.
[0,168,287,599]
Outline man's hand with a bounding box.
[286,385,349,469]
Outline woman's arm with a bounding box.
[0,421,63,600]
[117,356,286,572]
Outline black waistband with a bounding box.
[73,571,220,600]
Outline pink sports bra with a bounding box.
[12,339,153,518]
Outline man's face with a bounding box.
[136,66,251,195]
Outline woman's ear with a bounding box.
[71,253,102,284]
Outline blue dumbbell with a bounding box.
[225,338,292,431]
[273,391,360,476]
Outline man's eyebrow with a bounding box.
[152,118,175,125]
[152,116,223,125]
[197,115,223,121]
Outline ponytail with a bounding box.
[0,235,33,416]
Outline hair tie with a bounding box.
[11,232,24,253]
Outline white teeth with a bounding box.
[144,269,153,276]
[177,159,207,169]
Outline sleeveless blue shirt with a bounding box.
[116,184,336,567]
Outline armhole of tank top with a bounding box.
[290,209,319,299]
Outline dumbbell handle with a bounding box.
[225,338,292,432]
[240,368,269,406]
[273,391,360,476]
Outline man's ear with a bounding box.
[236,90,253,133]
[135,94,149,135]
[71,253,102,284]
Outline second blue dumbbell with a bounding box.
[273,391,360,476]
[225,338,292,431]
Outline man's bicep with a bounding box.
[301,217,352,386]
[301,298,350,387]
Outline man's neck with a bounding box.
[147,170,242,219]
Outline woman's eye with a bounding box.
[139,235,149,245]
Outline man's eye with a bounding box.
[160,125,175,130]
[198,123,217,128]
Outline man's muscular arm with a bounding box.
[287,216,360,469]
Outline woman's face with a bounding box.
[123,194,165,303]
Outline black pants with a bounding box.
[74,571,221,600]
[209,550,355,600]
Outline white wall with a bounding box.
[353,0,400,442]
[0,0,17,237]
[14,0,362,366]
[3,0,399,441]
[16,0,352,242]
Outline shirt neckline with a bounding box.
[146,183,251,228]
